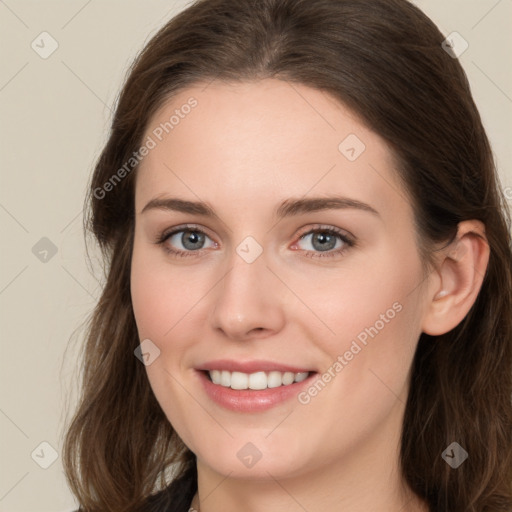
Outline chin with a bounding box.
[190,428,316,481]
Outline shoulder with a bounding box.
[140,469,197,512]
[69,466,196,512]
[141,488,194,512]
[69,492,193,512]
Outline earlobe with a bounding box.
[422,220,490,336]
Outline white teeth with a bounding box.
[207,370,311,390]
[230,371,248,390]
[210,370,221,384]
[294,372,309,382]
[248,371,267,390]
[282,372,295,385]
[267,371,283,388]
[295,372,309,382]
[220,370,231,387]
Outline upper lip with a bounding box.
[197,359,315,374]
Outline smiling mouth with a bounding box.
[204,370,313,390]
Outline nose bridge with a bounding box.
[211,244,285,339]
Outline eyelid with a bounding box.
[156,223,216,244]
[294,223,355,243]
[154,223,218,258]
[289,224,355,258]
[156,223,356,259]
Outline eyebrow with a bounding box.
[141,195,380,218]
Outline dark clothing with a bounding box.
[72,467,197,512]
[140,468,197,512]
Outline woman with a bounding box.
[63,0,512,511]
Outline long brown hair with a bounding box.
[63,0,512,510]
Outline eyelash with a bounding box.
[155,224,355,259]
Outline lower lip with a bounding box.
[196,370,316,412]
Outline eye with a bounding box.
[292,226,354,258]
[156,225,217,257]
[155,224,354,259]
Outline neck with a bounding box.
[191,465,428,512]
[190,406,429,512]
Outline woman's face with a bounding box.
[131,79,434,480]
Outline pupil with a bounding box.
[312,232,336,251]
[182,231,205,250]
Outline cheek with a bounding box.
[130,243,207,446]
[293,244,421,344]
[128,229,426,473]
[131,270,170,343]
[294,246,424,404]
[130,242,206,345]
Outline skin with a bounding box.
[130,79,489,512]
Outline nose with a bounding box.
[210,249,286,341]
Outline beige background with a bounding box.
[0,1,511,510]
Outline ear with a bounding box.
[421,220,490,336]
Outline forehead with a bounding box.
[136,79,409,222]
